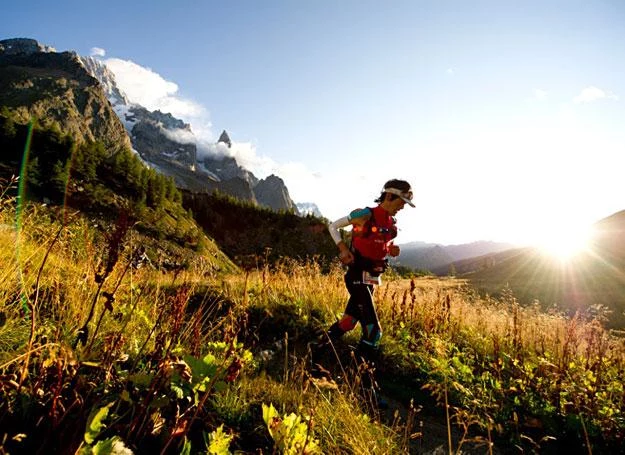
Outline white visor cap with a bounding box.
[383,187,415,207]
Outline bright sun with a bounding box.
[535,225,593,260]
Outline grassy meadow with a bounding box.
[1,180,624,454]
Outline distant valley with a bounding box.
[393,240,516,273]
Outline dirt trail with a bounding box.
[378,391,497,454]
[309,343,498,454]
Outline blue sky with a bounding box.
[3,1,625,248]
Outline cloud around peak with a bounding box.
[103,57,207,121]
[90,47,106,57]
[101,56,283,177]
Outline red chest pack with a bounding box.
[351,206,397,261]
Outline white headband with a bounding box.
[383,188,415,207]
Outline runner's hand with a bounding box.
[339,249,354,264]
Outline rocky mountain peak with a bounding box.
[148,110,190,131]
[296,202,323,217]
[218,130,232,148]
[254,174,298,213]
[202,154,257,186]
[5,38,307,214]
[0,38,56,55]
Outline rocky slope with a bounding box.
[0,38,131,154]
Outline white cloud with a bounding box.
[573,86,619,104]
[90,47,106,57]
[103,58,207,121]
[229,142,275,175]
[196,139,276,175]
[159,126,196,144]
[273,161,320,190]
[446,67,454,76]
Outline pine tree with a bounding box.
[51,159,69,199]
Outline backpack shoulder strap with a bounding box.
[348,207,372,221]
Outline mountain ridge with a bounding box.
[78,52,299,213]
[393,239,516,272]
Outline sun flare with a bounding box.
[535,225,593,260]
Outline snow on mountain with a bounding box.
[296,202,323,218]
[79,55,302,213]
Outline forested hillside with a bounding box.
[0,112,216,258]
[183,190,336,267]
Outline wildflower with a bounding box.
[226,357,243,382]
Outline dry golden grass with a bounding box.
[377,275,625,365]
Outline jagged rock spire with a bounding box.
[218,130,232,148]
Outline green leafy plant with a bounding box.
[78,403,133,454]
[203,424,234,455]
[262,403,321,454]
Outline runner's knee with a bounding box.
[337,315,358,332]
